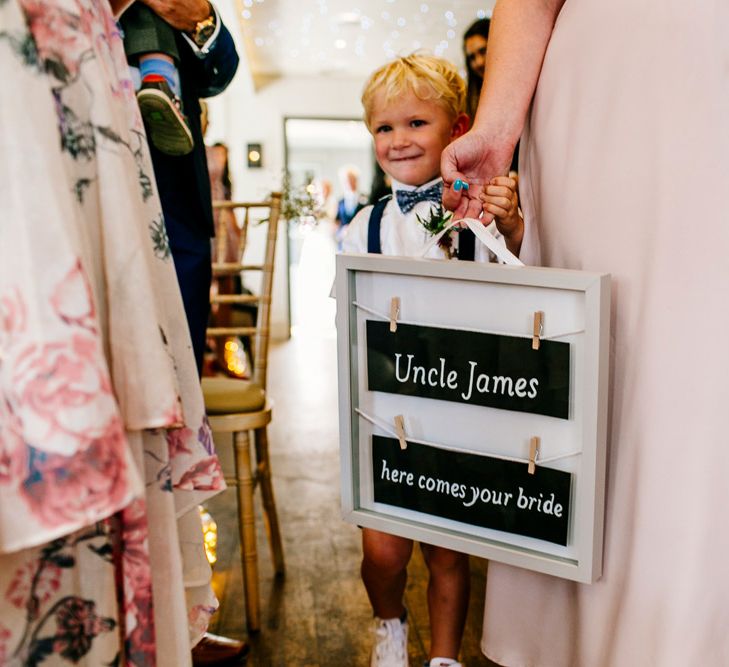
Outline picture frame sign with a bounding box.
[336,254,610,583]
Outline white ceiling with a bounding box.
[234,0,494,80]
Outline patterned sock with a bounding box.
[139,57,181,97]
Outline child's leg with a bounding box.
[120,5,180,64]
[120,6,192,156]
[420,544,470,661]
[361,528,413,618]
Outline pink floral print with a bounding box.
[21,417,130,527]
[9,333,119,456]
[6,560,62,610]
[51,597,116,662]
[20,0,97,81]
[166,426,193,458]
[177,457,226,492]
[188,604,217,642]
[119,500,156,666]
[0,0,227,661]
[50,259,97,332]
[0,286,27,349]
[0,623,10,664]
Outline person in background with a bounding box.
[335,165,367,248]
[463,18,490,123]
[207,141,238,263]
[442,1,729,665]
[318,178,338,223]
[343,54,522,667]
[463,17,519,173]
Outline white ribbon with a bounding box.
[422,217,524,267]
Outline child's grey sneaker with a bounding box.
[137,77,194,156]
[370,617,408,667]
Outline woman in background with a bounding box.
[463,17,518,172]
[463,18,490,123]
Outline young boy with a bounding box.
[342,54,523,667]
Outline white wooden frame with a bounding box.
[336,254,610,583]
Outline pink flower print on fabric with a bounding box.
[21,417,129,527]
[93,0,141,113]
[162,400,185,429]
[9,333,119,457]
[119,499,156,667]
[19,0,96,82]
[0,288,29,483]
[198,417,215,456]
[5,560,62,611]
[188,605,217,642]
[50,597,116,662]
[50,260,97,333]
[176,457,225,492]
[0,623,10,665]
[0,396,27,485]
[0,286,27,350]
[166,426,193,458]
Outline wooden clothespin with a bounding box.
[532,311,544,350]
[528,436,540,475]
[389,297,401,333]
[393,415,407,450]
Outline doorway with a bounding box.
[284,117,373,335]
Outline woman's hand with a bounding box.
[441,129,515,220]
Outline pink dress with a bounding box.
[0,1,224,664]
[483,2,729,665]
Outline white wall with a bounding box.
[204,7,368,338]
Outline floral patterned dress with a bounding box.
[0,0,226,664]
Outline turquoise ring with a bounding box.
[453,179,470,192]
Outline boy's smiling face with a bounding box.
[370,88,468,187]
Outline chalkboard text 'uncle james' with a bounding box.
[366,320,570,419]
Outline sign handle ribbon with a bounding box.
[422,218,525,267]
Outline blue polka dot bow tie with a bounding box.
[395,182,444,213]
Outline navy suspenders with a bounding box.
[366,194,475,261]
[458,226,475,262]
[367,196,390,254]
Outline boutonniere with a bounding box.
[416,204,457,257]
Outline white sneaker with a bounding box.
[370,617,409,667]
[428,659,464,667]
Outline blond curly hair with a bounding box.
[362,53,466,128]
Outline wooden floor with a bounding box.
[205,330,501,666]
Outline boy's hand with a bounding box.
[480,174,524,255]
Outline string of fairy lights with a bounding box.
[237,0,492,77]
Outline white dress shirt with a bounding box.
[341,177,503,262]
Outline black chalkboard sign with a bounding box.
[373,435,572,545]
[366,320,570,419]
